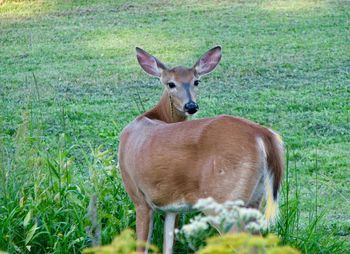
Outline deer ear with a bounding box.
[136,47,167,77]
[194,46,222,76]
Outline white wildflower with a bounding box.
[181,224,196,236]
[179,197,267,236]
[176,197,269,252]
[206,215,221,225]
[180,216,210,238]
[194,197,215,209]
[245,221,263,232]
[193,220,209,231]
[238,207,263,222]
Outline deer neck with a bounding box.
[143,91,187,123]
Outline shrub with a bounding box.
[198,233,300,254]
[83,229,158,254]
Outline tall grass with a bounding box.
[274,147,347,253]
[0,112,134,253]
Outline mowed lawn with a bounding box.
[0,0,349,253]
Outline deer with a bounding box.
[118,46,284,254]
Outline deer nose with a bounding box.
[184,101,199,114]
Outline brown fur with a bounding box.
[118,93,284,240]
[120,96,282,206]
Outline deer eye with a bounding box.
[167,82,176,89]
[194,80,200,86]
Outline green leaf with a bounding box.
[23,210,32,227]
[47,158,60,179]
[25,223,38,245]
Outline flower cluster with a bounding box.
[177,198,267,241]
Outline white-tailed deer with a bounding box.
[118,46,284,254]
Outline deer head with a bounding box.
[136,46,222,115]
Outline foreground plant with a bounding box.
[83,228,299,254]
[176,198,268,250]
[198,233,300,254]
[175,198,300,253]
[83,229,159,254]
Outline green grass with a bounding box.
[1,0,349,253]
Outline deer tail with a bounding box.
[257,131,284,223]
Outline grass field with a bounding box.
[1,0,349,253]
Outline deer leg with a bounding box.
[144,210,154,254]
[136,205,153,253]
[173,214,180,245]
[163,212,177,254]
